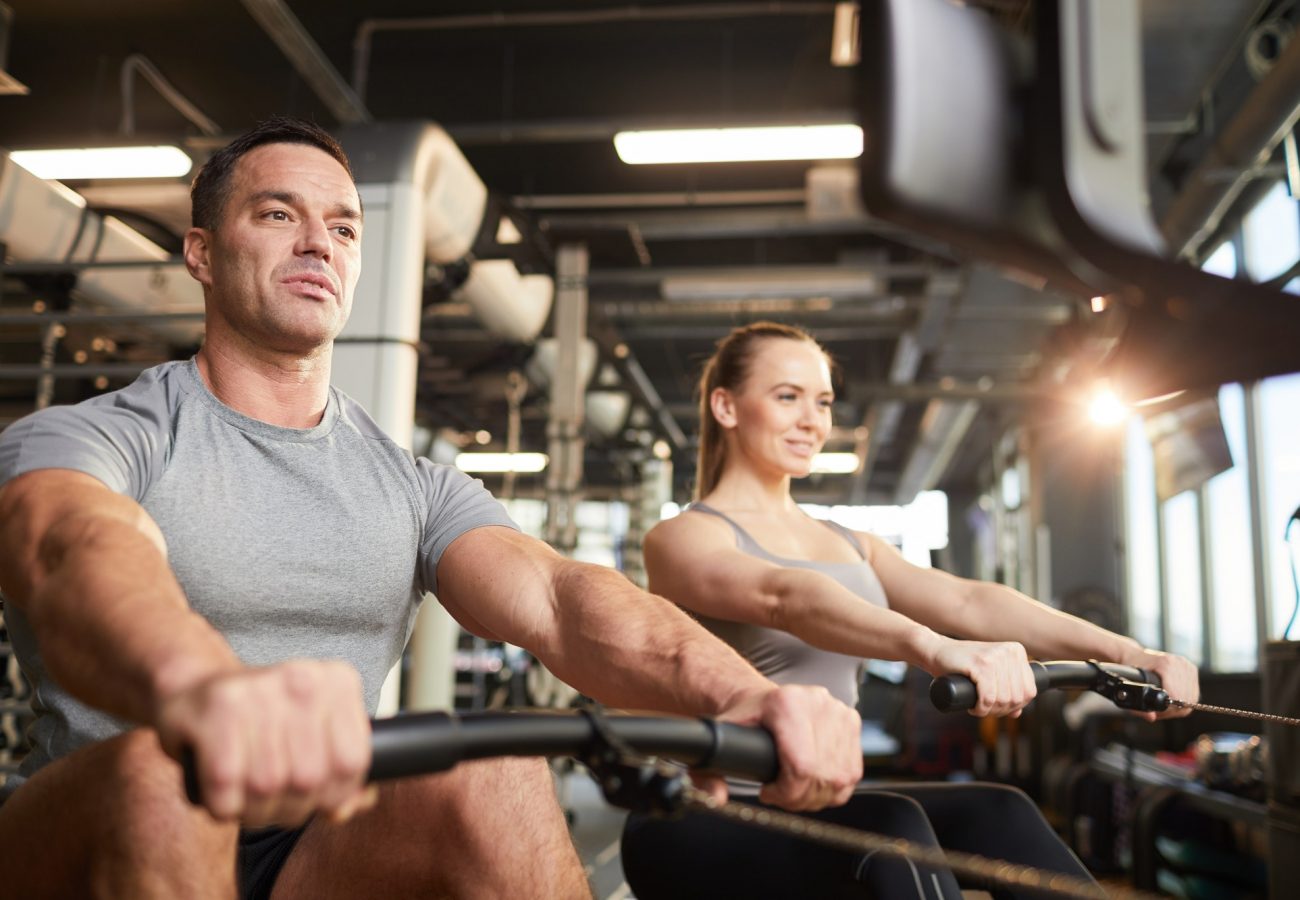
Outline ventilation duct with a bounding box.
[452,259,553,344]
[0,152,203,344]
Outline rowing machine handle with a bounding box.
[929,661,1052,712]
[929,661,1164,713]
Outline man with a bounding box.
[0,118,862,899]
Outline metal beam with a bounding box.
[513,189,805,210]
[540,208,910,242]
[241,0,370,125]
[587,313,688,450]
[1160,24,1300,258]
[352,4,838,106]
[587,263,945,288]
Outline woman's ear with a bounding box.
[709,386,738,429]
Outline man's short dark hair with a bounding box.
[190,116,356,230]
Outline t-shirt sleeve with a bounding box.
[0,393,169,501]
[414,458,519,595]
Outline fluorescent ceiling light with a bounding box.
[9,145,194,180]
[810,452,861,474]
[455,452,548,474]
[614,124,863,165]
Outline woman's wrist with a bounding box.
[1115,637,1158,669]
[902,625,946,672]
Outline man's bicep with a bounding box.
[433,526,560,646]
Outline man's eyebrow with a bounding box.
[247,190,363,222]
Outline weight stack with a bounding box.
[1263,640,1300,898]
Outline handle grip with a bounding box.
[929,661,1052,712]
[181,710,780,807]
[929,661,1164,713]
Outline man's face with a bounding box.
[185,142,363,355]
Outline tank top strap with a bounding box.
[689,502,867,561]
[817,517,868,560]
[686,502,769,557]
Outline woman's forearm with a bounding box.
[765,567,944,668]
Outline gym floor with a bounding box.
[563,764,634,900]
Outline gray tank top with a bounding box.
[685,503,889,707]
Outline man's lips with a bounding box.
[281,273,338,298]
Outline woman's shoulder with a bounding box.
[646,505,735,550]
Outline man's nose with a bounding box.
[296,219,332,259]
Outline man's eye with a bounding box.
[335,226,356,240]
[264,210,289,221]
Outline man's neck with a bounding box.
[195,341,332,429]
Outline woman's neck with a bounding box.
[704,466,796,514]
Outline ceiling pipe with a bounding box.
[1159,26,1300,259]
[352,2,838,105]
[119,54,220,137]
[240,0,370,125]
[892,399,980,506]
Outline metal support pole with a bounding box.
[544,244,589,555]
[624,456,673,588]
[1198,483,1217,668]
[34,322,65,410]
[1244,381,1273,649]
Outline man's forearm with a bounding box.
[538,561,774,716]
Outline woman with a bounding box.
[620,322,1198,899]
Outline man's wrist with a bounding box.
[147,619,242,720]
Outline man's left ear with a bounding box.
[182,227,213,286]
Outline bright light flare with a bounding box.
[455,452,548,473]
[810,452,861,474]
[1088,387,1128,426]
[614,124,864,165]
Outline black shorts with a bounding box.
[238,825,308,900]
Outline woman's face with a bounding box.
[721,338,834,478]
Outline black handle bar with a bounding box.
[929,660,1165,713]
[183,709,778,806]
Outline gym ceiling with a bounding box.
[0,1,1289,502]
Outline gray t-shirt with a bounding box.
[0,358,516,797]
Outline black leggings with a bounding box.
[621,782,1096,899]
